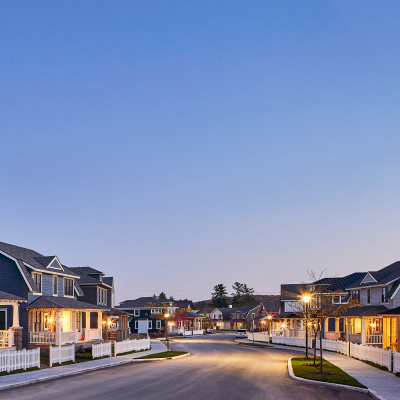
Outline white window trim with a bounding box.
[32,272,42,294]
[47,256,63,270]
[156,320,161,329]
[64,277,74,297]
[134,309,140,316]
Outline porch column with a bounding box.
[73,311,78,343]
[361,318,366,345]
[86,312,91,342]
[335,318,340,340]
[55,311,61,346]
[12,303,20,327]
[98,311,103,339]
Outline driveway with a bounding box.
[1,334,369,400]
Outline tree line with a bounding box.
[212,282,255,307]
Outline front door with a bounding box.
[138,319,148,334]
[0,310,6,330]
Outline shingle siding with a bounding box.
[0,254,29,298]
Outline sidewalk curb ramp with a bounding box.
[287,358,384,400]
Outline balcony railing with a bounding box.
[0,330,14,347]
[366,334,383,344]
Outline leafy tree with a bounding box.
[232,282,255,306]
[212,284,229,307]
[158,292,167,301]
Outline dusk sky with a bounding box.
[1,1,400,303]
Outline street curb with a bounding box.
[0,342,169,392]
[287,358,382,400]
[133,353,191,362]
[0,358,133,392]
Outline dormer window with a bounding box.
[352,290,360,301]
[32,272,42,293]
[64,278,74,296]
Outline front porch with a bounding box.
[0,290,27,349]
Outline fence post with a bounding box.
[6,350,10,373]
[49,346,53,368]
[23,348,27,371]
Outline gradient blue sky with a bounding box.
[1,1,400,303]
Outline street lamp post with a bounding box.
[267,315,272,336]
[165,312,170,353]
[302,295,311,360]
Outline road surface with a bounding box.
[1,334,369,400]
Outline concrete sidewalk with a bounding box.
[238,339,400,400]
[0,340,167,391]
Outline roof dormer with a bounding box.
[33,256,64,271]
[361,272,377,285]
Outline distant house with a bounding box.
[116,297,178,335]
[0,241,109,349]
[70,267,130,342]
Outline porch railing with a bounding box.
[0,330,14,348]
[60,331,76,343]
[84,328,102,341]
[366,334,383,344]
[30,331,56,344]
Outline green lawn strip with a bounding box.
[40,351,109,367]
[291,357,366,389]
[238,342,273,348]
[351,357,388,371]
[116,347,150,356]
[136,351,187,359]
[0,367,39,377]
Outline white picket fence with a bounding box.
[393,351,400,374]
[249,333,270,342]
[92,341,112,359]
[49,344,75,366]
[350,342,391,371]
[0,348,40,372]
[115,338,150,355]
[269,335,392,371]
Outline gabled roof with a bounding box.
[342,305,389,317]
[0,242,79,278]
[70,267,111,288]
[281,284,310,301]
[346,262,400,290]
[234,304,260,314]
[388,279,400,299]
[73,266,104,275]
[327,273,366,291]
[187,311,203,318]
[379,305,400,316]
[103,277,114,287]
[312,277,342,286]
[199,307,214,314]
[262,298,280,314]
[0,290,26,301]
[26,296,109,310]
[117,297,162,309]
[175,300,194,309]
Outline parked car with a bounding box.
[205,329,214,334]
[235,329,248,338]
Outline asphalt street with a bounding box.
[1,334,369,400]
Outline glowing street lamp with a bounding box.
[302,295,311,360]
[164,312,171,352]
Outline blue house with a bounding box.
[0,241,109,348]
[116,297,177,335]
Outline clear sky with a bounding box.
[1,1,400,303]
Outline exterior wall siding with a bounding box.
[0,254,29,298]
[41,273,53,296]
[80,287,98,305]
[58,276,64,297]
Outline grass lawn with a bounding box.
[0,367,39,377]
[291,357,366,388]
[238,342,272,348]
[136,351,187,359]
[40,351,109,367]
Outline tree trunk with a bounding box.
[313,331,317,365]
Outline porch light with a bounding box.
[281,323,286,329]
[302,295,311,303]
[307,322,312,327]
[370,323,376,328]
[165,313,170,318]
[267,315,272,320]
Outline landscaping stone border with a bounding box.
[287,357,382,400]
